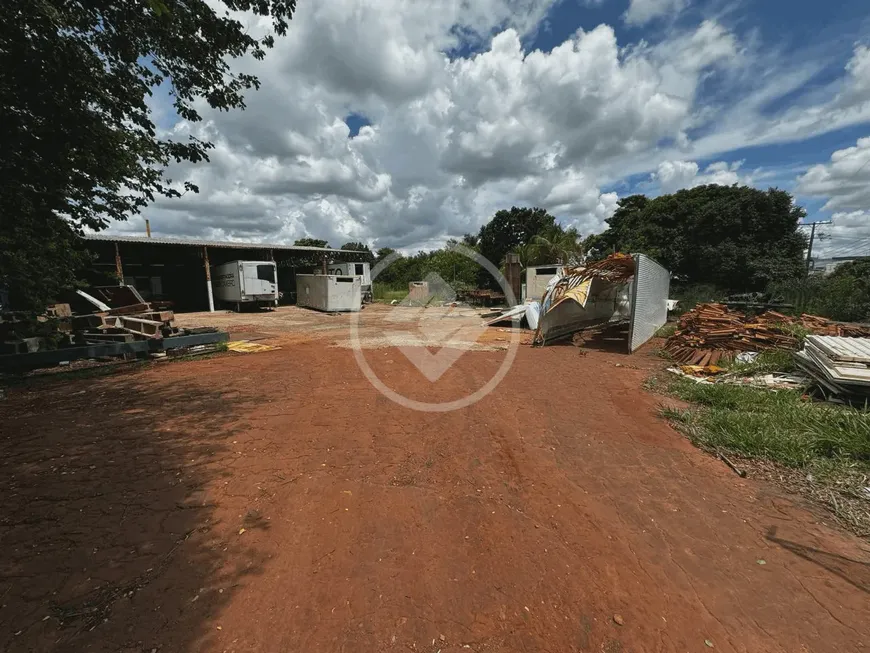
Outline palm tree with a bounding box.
[519,226,584,267]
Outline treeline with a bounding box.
[305,185,868,322]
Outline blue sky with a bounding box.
[530,0,870,224]
[140,0,870,257]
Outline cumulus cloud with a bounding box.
[794,136,870,259]
[822,211,870,257]
[116,1,870,254]
[796,136,870,211]
[623,0,689,27]
[653,160,749,193]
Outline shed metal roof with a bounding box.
[82,233,364,254]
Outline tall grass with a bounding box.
[661,377,870,468]
[372,283,408,302]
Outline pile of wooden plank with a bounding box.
[0,285,229,371]
[662,303,870,365]
[71,286,182,345]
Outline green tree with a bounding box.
[477,207,557,268]
[375,247,397,263]
[519,225,583,267]
[772,259,870,322]
[337,241,374,263]
[0,0,297,309]
[587,186,807,291]
[294,238,330,249]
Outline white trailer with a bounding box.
[296,274,361,312]
[323,262,372,302]
[211,260,278,310]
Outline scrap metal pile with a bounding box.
[538,253,635,319]
[551,253,636,295]
[532,253,641,346]
[663,303,870,365]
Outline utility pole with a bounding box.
[802,220,833,274]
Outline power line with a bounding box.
[822,236,870,258]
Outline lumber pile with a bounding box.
[67,286,184,345]
[1,285,216,356]
[662,303,870,365]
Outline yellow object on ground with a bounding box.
[227,340,281,353]
[680,364,726,376]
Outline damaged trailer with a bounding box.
[533,253,670,352]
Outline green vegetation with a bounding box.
[657,372,870,533]
[654,323,677,338]
[586,186,807,291]
[717,349,798,376]
[373,241,481,289]
[372,284,408,303]
[770,260,870,323]
[669,284,724,314]
[660,377,870,467]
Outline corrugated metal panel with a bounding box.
[801,339,870,386]
[807,336,870,363]
[81,233,362,253]
[628,254,670,353]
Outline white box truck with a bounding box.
[211,260,278,310]
[323,262,372,302]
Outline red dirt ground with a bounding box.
[1,342,868,653]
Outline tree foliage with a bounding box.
[372,241,479,290]
[477,207,557,269]
[586,185,807,291]
[517,225,583,268]
[0,0,297,309]
[291,237,328,249]
[337,241,375,263]
[771,259,870,322]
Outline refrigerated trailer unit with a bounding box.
[324,262,372,302]
[211,260,278,310]
[296,274,361,312]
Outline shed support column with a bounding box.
[114,242,124,284]
[203,246,214,312]
[321,254,327,275]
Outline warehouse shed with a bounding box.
[82,234,365,312]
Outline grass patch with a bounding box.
[654,323,677,338]
[656,372,870,534]
[661,376,870,466]
[372,283,407,303]
[721,349,797,376]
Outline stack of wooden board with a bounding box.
[795,336,870,401]
[662,304,870,365]
[72,286,181,344]
[663,303,798,365]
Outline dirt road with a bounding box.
[1,339,868,652]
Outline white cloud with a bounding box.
[811,211,870,260]
[796,136,870,211]
[652,159,749,193]
[113,1,870,255]
[623,0,689,27]
[793,136,870,259]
